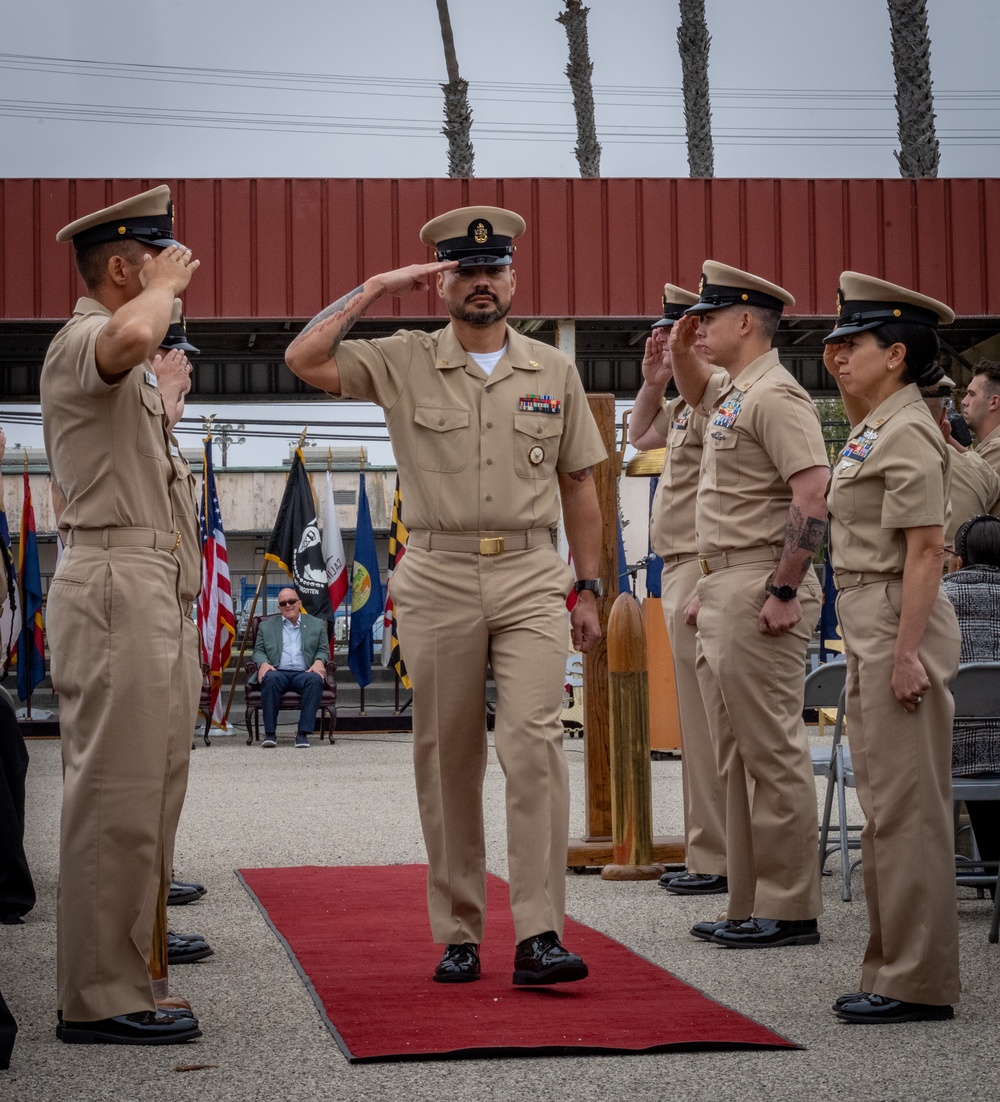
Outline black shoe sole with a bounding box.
[60,1026,203,1045]
[663,882,729,895]
[168,945,215,965]
[834,1005,953,1024]
[432,971,481,983]
[512,963,589,985]
[167,890,207,906]
[713,932,821,949]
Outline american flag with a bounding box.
[198,438,235,728]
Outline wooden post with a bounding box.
[149,876,192,1013]
[601,592,663,880]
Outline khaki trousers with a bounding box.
[48,546,196,1021]
[660,557,726,875]
[695,563,823,921]
[162,615,201,887]
[391,543,575,945]
[838,582,961,1005]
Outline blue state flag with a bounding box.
[348,472,384,688]
[13,472,45,701]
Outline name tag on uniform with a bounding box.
[841,427,878,464]
[144,370,159,387]
[519,394,561,414]
[711,391,743,429]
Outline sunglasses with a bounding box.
[278,598,299,608]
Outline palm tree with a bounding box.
[886,0,940,178]
[435,0,475,177]
[556,0,601,177]
[676,0,715,178]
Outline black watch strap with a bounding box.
[769,584,798,602]
[574,579,604,597]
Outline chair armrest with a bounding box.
[245,660,258,679]
[324,659,337,688]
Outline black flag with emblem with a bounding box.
[265,449,335,620]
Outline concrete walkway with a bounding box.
[2,726,997,1102]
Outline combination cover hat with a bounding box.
[56,184,185,251]
[685,260,794,316]
[651,284,700,329]
[824,272,955,342]
[159,298,200,355]
[420,206,526,268]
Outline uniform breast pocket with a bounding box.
[413,406,471,473]
[137,384,167,458]
[704,428,738,486]
[829,461,862,523]
[513,413,562,480]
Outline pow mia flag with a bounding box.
[265,449,335,621]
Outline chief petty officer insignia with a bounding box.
[711,390,743,429]
[519,394,561,414]
[840,427,878,467]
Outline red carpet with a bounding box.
[238,864,800,1063]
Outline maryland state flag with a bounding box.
[348,472,384,688]
[265,449,334,621]
[380,476,410,689]
[8,472,46,701]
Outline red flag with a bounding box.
[198,439,235,727]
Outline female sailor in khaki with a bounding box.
[824,272,961,1025]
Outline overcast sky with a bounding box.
[2,0,998,464]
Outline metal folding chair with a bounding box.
[804,660,862,901]
[949,662,1000,944]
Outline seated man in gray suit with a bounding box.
[253,587,330,748]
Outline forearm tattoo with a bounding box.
[289,285,366,358]
[782,505,828,578]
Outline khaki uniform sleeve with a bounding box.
[555,361,608,473]
[335,331,417,410]
[59,315,128,398]
[651,399,673,439]
[747,380,829,482]
[878,421,948,529]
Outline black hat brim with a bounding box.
[822,319,885,343]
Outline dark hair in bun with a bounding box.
[871,321,942,387]
[954,514,1000,568]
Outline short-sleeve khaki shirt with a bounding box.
[695,350,829,555]
[336,324,607,532]
[946,448,1000,543]
[648,396,706,558]
[975,423,1000,476]
[828,384,950,574]
[41,298,177,535]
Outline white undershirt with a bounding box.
[467,344,508,377]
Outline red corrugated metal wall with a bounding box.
[2,177,998,320]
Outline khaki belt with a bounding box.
[660,551,700,566]
[698,545,782,576]
[834,570,903,590]
[65,527,182,552]
[407,528,556,555]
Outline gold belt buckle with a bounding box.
[699,557,711,576]
[479,536,505,556]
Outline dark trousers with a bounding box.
[967,800,1000,899]
[260,669,324,735]
[0,987,15,1070]
[0,700,34,923]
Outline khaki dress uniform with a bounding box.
[829,384,961,1005]
[41,298,200,1022]
[694,350,827,922]
[946,449,1000,544]
[649,396,726,875]
[336,323,606,945]
[975,423,1000,475]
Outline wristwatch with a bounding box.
[769,584,798,602]
[573,579,604,598]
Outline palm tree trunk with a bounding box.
[676,0,715,178]
[887,0,940,178]
[556,0,601,178]
[435,0,475,178]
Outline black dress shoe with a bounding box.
[690,918,747,942]
[59,1011,202,1045]
[834,990,871,1008]
[512,931,588,985]
[834,994,953,1024]
[168,879,207,906]
[711,917,820,949]
[167,932,214,964]
[662,873,729,896]
[433,942,480,983]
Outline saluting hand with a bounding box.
[822,342,844,381]
[152,348,193,401]
[374,260,458,297]
[641,334,673,390]
[139,244,200,295]
[667,313,699,356]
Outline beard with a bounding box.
[451,290,511,327]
